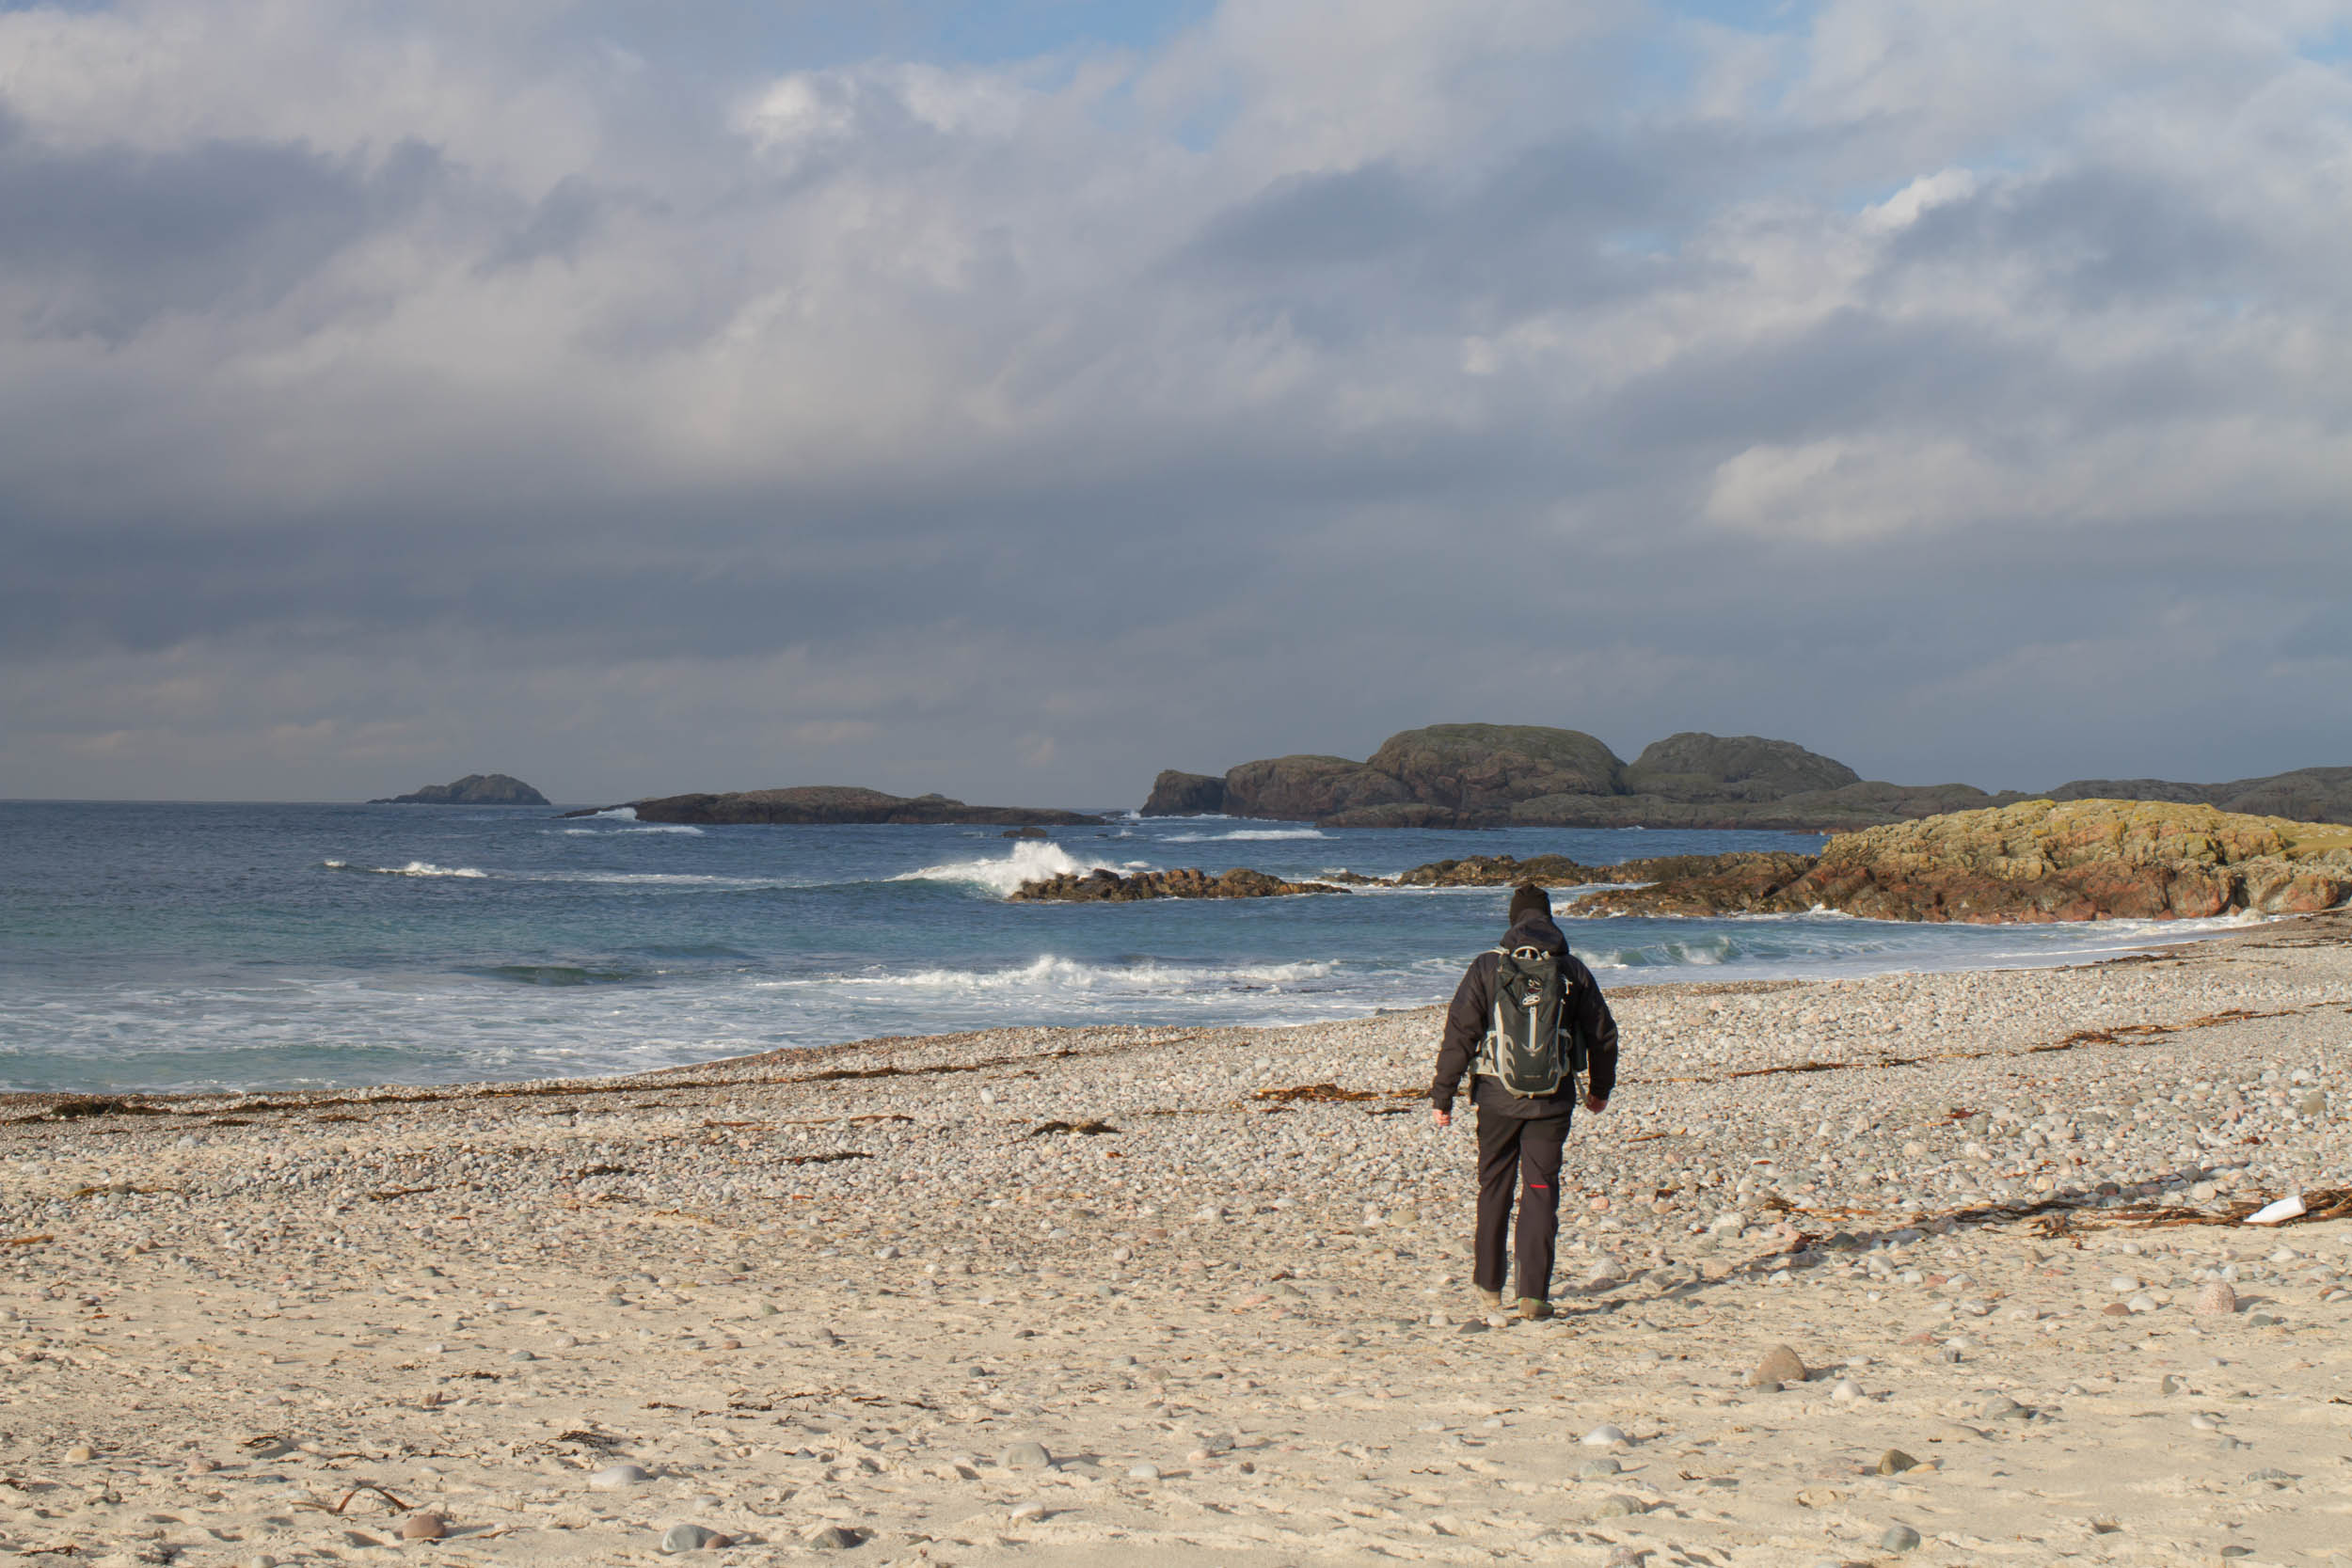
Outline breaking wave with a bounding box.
[765,954,1341,996]
[323,860,488,879]
[893,841,1134,897]
[1161,828,1327,842]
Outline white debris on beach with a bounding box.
[0,911,2347,1566]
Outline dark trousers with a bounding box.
[1474,1109,1572,1301]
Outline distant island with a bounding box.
[371,772,549,806]
[1143,724,2352,831]
[564,785,1100,828]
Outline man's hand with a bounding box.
[1430,1107,1452,1129]
[1583,1093,1608,1113]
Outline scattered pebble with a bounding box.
[1748,1343,1809,1388]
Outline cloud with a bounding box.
[2,0,2350,804]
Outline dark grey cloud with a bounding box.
[0,117,447,339]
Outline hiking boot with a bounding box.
[1517,1297,1554,1322]
[1476,1288,1504,1311]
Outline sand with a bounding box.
[3,911,2349,1567]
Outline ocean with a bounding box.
[0,801,2258,1093]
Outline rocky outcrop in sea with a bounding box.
[564,786,1100,827]
[1009,866,1349,902]
[371,772,549,805]
[1569,800,2352,924]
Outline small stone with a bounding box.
[660,1524,721,1553]
[1876,1449,1917,1475]
[398,1513,447,1542]
[240,1558,275,1568]
[589,1463,654,1490]
[1748,1343,1808,1388]
[1594,1494,1646,1517]
[1577,1458,1621,1478]
[63,1444,95,1463]
[1881,1523,1923,1552]
[2195,1281,2238,1316]
[806,1525,861,1550]
[2101,1302,2132,1317]
[1127,1462,1160,1481]
[1981,1396,2026,1421]
[507,1349,535,1363]
[2126,1292,2160,1314]
[1009,1500,1049,1522]
[1831,1377,1864,1402]
[1581,1424,1629,1448]
[1000,1440,1053,1471]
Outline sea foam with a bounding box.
[894,841,1132,897]
[323,860,488,879]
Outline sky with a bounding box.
[4,0,2349,807]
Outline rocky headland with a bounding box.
[1047,802,2352,925]
[371,772,548,806]
[1567,800,2352,924]
[1010,866,1348,902]
[566,786,1100,828]
[1144,723,2352,831]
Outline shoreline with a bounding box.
[0,908,2285,1113]
[3,911,2345,1565]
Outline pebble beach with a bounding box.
[4,911,2349,1568]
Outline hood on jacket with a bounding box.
[1500,911,1568,957]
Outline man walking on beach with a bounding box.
[1430,884,1617,1321]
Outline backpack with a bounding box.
[1473,943,1585,1098]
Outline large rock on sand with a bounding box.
[1569,800,2352,924]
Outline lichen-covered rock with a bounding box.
[1567,800,2352,924]
[1009,866,1348,902]
[1561,852,1818,913]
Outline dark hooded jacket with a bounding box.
[1428,911,1618,1118]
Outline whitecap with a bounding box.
[892,841,1130,897]
[760,954,1340,996]
[1161,828,1327,842]
[321,860,488,879]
